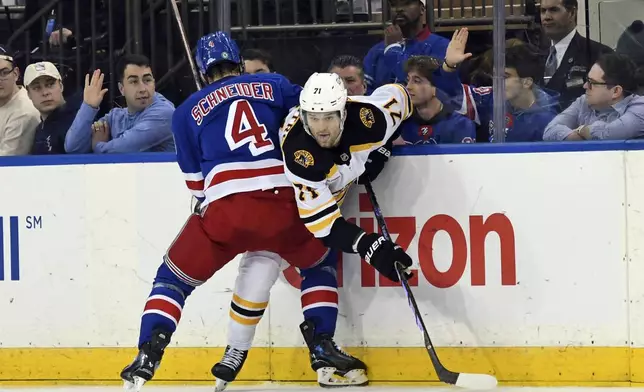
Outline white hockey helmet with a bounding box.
[299,72,348,136]
[300,72,348,112]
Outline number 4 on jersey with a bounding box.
[225,100,274,156]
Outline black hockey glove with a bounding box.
[357,141,392,185]
[356,233,413,282]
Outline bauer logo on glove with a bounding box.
[364,235,387,264]
[357,233,413,282]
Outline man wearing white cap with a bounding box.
[0,45,40,156]
[24,61,82,154]
[363,0,449,93]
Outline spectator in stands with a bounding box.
[398,56,476,144]
[243,49,274,74]
[328,55,367,96]
[24,61,82,154]
[364,0,449,93]
[544,53,644,141]
[464,39,525,87]
[616,20,644,67]
[539,0,612,111]
[0,46,40,156]
[66,54,175,153]
[438,29,559,142]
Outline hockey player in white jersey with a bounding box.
[280,72,414,260]
[213,75,413,390]
[277,72,415,380]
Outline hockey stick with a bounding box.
[167,0,204,212]
[363,180,498,389]
[168,0,203,91]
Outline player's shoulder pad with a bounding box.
[374,83,413,120]
[344,98,389,142]
[175,91,201,121]
[241,72,294,86]
[280,111,334,183]
[176,82,212,112]
[349,83,413,121]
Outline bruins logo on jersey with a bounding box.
[360,107,375,128]
[294,150,315,168]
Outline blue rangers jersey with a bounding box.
[399,106,476,144]
[433,69,560,142]
[456,85,559,142]
[172,73,301,206]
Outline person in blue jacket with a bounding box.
[398,56,476,144]
[437,29,560,142]
[66,54,175,153]
[364,0,449,93]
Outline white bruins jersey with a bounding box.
[279,84,412,239]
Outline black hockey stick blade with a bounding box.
[363,181,498,389]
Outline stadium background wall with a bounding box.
[1,141,644,386]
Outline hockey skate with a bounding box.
[211,345,249,392]
[120,330,171,392]
[300,320,369,388]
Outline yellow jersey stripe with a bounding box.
[391,83,413,119]
[280,114,301,148]
[327,164,339,179]
[350,142,381,153]
[335,188,350,207]
[298,197,336,218]
[306,210,342,235]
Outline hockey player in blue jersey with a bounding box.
[398,56,476,144]
[120,32,373,392]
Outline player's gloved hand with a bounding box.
[356,233,413,282]
[357,142,392,185]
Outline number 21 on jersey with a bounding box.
[225,100,274,156]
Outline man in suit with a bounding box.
[539,0,613,111]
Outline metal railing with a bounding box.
[1,0,536,107]
[1,0,226,105]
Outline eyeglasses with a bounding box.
[584,76,612,89]
[0,66,16,80]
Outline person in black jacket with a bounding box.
[24,61,82,154]
[539,0,613,111]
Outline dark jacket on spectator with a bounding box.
[31,93,82,155]
[540,32,613,111]
[489,87,560,142]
